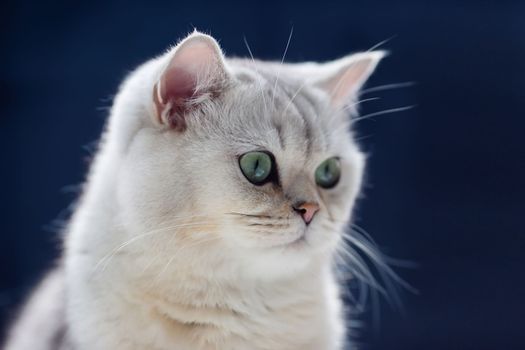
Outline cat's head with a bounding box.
[106,32,383,281]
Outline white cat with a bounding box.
[4,31,385,350]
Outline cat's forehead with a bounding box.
[213,62,342,157]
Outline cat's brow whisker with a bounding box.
[282,80,309,116]
[243,35,270,114]
[351,105,415,124]
[243,35,255,62]
[360,81,415,95]
[271,26,294,106]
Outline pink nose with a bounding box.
[293,202,320,224]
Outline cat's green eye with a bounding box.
[239,151,273,185]
[315,157,341,189]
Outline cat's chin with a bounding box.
[231,235,335,281]
[284,233,308,248]
[269,225,337,253]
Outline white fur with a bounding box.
[5,31,383,350]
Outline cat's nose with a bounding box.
[292,201,320,225]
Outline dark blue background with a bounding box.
[1,0,524,349]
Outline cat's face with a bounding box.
[110,32,382,281]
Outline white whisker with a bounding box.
[341,97,381,113]
[151,235,221,284]
[243,35,270,114]
[352,105,415,124]
[343,230,418,294]
[271,26,294,105]
[334,223,418,327]
[366,35,397,52]
[282,80,308,116]
[360,81,415,95]
[91,220,217,275]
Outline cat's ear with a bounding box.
[153,32,229,130]
[312,51,385,108]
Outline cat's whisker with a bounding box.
[334,254,369,314]
[271,26,294,106]
[92,230,163,275]
[366,35,397,52]
[282,80,308,117]
[92,221,219,275]
[151,235,222,284]
[226,212,273,219]
[342,230,418,294]
[336,238,386,323]
[351,105,415,124]
[340,97,381,114]
[141,231,222,277]
[353,134,374,142]
[96,227,216,276]
[336,243,386,294]
[332,223,418,321]
[243,35,270,114]
[109,214,211,237]
[349,224,419,269]
[247,222,289,227]
[226,212,294,228]
[360,81,415,95]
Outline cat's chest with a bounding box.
[154,305,326,350]
[120,287,332,350]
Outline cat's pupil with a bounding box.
[321,165,330,182]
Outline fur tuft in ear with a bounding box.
[313,51,386,108]
[153,31,229,131]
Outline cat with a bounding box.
[4,30,385,350]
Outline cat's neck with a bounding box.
[101,258,339,350]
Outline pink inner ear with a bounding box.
[152,34,227,130]
[159,66,196,105]
[159,40,219,106]
[327,60,372,106]
[154,66,196,131]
